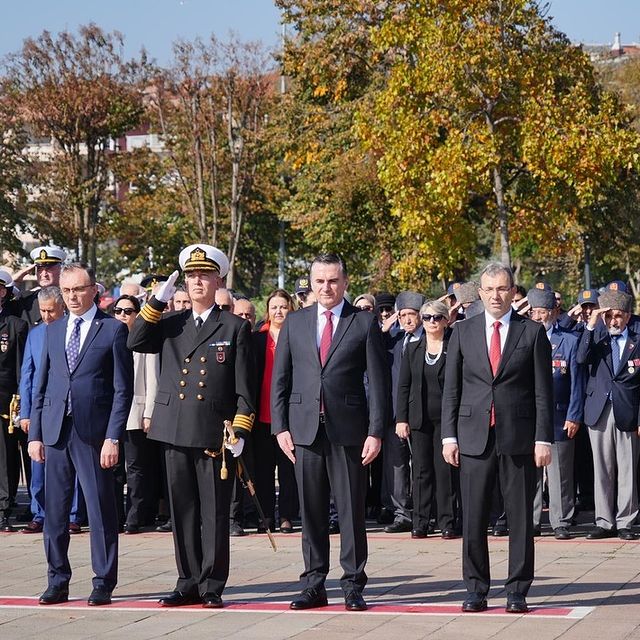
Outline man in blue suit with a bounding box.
[19,286,85,534]
[577,288,640,541]
[28,263,133,606]
[527,284,586,540]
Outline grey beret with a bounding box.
[599,290,633,313]
[527,286,556,310]
[396,291,425,312]
[464,299,485,319]
[455,281,480,305]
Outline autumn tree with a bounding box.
[361,0,640,286]
[149,35,278,288]
[2,24,147,266]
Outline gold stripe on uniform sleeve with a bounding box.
[140,305,162,323]
[232,413,254,432]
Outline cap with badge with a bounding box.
[30,245,66,265]
[141,274,168,293]
[447,282,463,297]
[0,269,14,288]
[178,244,229,278]
[577,289,599,306]
[527,281,556,309]
[599,289,633,314]
[605,280,628,293]
[454,281,480,305]
[294,276,311,295]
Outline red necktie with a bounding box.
[319,310,333,366]
[489,321,502,426]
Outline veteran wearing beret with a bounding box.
[527,283,585,540]
[576,288,640,540]
[128,244,255,607]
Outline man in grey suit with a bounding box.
[271,253,389,612]
[441,262,553,614]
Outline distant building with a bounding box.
[583,32,640,64]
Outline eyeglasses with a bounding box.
[357,305,373,311]
[422,314,445,322]
[378,306,394,313]
[114,307,136,316]
[61,284,94,295]
[480,286,511,295]
[219,304,231,311]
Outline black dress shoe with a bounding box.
[156,519,172,532]
[229,522,245,537]
[587,526,616,540]
[505,592,528,613]
[376,509,395,525]
[202,593,223,608]
[328,521,340,535]
[554,526,571,540]
[384,520,412,533]
[123,523,140,534]
[492,524,508,536]
[290,587,328,610]
[159,590,201,607]
[39,585,69,605]
[618,528,638,540]
[411,528,429,539]
[462,593,487,612]
[68,522,82,534]
[0,517,14,532]
[533,526,541,537]
[441,529,459,539]
[344,590,367,611]
[87,587,112,606]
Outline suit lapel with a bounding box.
[323,304,355,368]
[495,311,525,379]
[72,315,103,372]
[617,332,638,377]
[550,328,563,357]
[307,306,321,366]
[474,314,494,381]
[183,309,223,357]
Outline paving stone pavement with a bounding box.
[1,516,640,639]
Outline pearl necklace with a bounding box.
[425,343,443,366]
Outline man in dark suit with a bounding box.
[128,244,255,608]
[28,263,133,606]
[271,253,389,612]
[527,284,585,540]
[576,288,640,540]
[441,262,553,614]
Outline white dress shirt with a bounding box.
[316,300,345,348]
[65,305,98,351]
[193,304,216,326]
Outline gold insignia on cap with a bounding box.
[583,290,591,299]
[453,283,461,289]
[191,247,206,262]
[300,278,308,287]
[535,282,545,289]
[610,283,619,290]
[39,249,48,260]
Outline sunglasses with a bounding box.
[422,314,445,322]
[114,307,136,316]
[357,305,374,311]
[219,304,231,311]
[378,306,394,313]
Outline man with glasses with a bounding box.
[28,263,134,606]
[442,262,553,614]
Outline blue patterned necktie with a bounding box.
[611,335,621,374]
[66,317,83,371]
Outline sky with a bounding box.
[0,1,638,65]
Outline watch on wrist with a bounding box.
[107,438,119,445]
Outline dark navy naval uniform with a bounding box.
[128,296,255,598]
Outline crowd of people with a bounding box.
[0,243,637,613]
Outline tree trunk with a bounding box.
[492,166,511,268]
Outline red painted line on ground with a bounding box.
[0,596,587,617]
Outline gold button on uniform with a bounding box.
[198,381,205,388]
[197,394,204,401]
[179,381,186,387]
[182,368,188,375]
[179,393,185,400]
[200,356,207,363]
[200,369,206,375]
[184,357,191,363]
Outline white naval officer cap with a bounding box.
[30,245,67,265]
[178,244,229,278]
[0,269,13,288]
